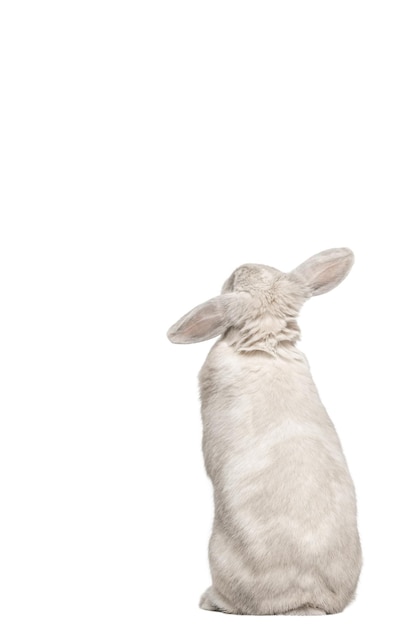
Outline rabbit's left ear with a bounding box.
[291,248,354,296]
[167,294,239,344]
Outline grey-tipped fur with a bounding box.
[168,248,362,615]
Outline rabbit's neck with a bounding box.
[226,316,300,357]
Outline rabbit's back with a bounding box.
[199,340,362,615]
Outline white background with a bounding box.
[1,2,416,624]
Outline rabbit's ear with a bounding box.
[291,248,354,296]
[167,294,241,344]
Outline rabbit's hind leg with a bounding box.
[199,588,218,611]
[199,587,236,613]
[284,605,326,616]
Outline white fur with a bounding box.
[168,249,362,615]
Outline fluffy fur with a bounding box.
[168,248,362,615]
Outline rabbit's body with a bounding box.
[199,340,361,615]
[168,249,362,615]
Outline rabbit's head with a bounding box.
[167,248,354,351]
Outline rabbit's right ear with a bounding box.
[167,293,247,344]
[291,248,354,296]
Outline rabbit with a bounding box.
[167,248,362,616]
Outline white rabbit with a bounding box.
[167,248,362,615]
